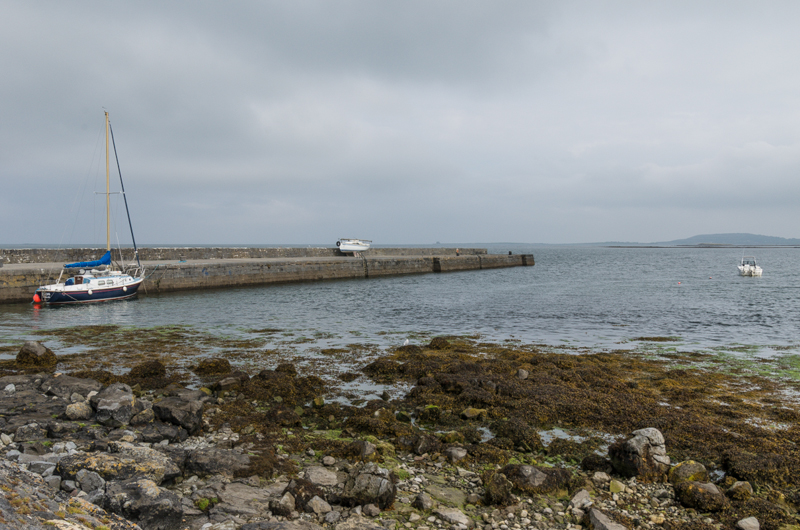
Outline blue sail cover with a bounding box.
[64,250,111,269]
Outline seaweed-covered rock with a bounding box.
[395,434,441,456]
[490,418,543,452]
[194,357,231,376]
[428,337,450,350]
[727,480,754,501]
[128,360,167,379]
[213,370,251,392]
[16,341,57,367]
[668,460,709,485]
[500,464,571,495]
[284,478,326,512]
[582,453,612,473]
[275,363,298,377]
[481,469,514,505]
[723,451,794,487]
[609,428,670,480]
[674,481,728,512]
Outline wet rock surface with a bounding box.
[0,336,799,530]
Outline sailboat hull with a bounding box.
[36,278,143,304]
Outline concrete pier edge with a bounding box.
[0,247,534,304]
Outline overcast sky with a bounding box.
[2,1,799,245]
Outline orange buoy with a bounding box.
[33,293,41,303]
[678,282,681,284]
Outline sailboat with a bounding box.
[33,111,145,304]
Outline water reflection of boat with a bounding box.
[33,111,144,304]
[738,256,762,277]
[337,239,371,252]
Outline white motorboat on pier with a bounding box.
[337,239,371,252]
[738,256,762,277]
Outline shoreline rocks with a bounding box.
[0,340,796,530]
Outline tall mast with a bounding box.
[105,111,110,252]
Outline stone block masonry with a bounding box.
[0,248,534,304]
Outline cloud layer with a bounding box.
[2,1,799,245]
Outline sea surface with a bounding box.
[2,245,799,366]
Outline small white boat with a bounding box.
[738,256,762,277]
[337,239,371,252]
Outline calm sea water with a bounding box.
[1,246,799,359]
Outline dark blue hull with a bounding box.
[36,280,143,304]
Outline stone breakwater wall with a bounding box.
[1,247,487,264]
[0,250,533,304]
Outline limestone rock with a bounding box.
[57,447,179,485]
[242,522,323,530]
[305,466,339,486]
[185,447,251,478]
[215,481,273,517]
[65,401,94,421]
[736,516,760,530]
[588,508,628,530]
[91,383,142,427]
[444,446,468,463]
[570,489,592,510]
[14,422,47,442]
[340,463,396,509]
[76,468,105,493]
[41,374,103,400]
[609,427,670,480]
[434,507,473,528]
[137,420,187,443]
[153,395,204,434]
[16,341,57,367]
[273,492,296,516]
[307,495,332,514]
[335,515,386,530]
[104,478,183,530]
[413,492,435,510]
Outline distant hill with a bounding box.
[654,233,800,246]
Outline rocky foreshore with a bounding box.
[0,339,798,530]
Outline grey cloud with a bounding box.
[2,1,800,245]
